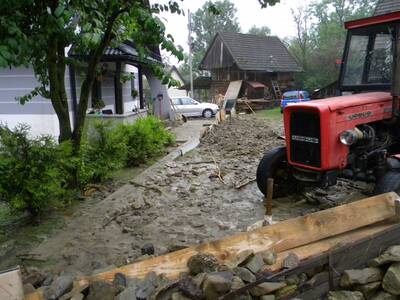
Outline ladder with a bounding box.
[271,80,282,99]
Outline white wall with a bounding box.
[0,67,74,138]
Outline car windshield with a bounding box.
[342,25,394,88]
[181,98,196,105]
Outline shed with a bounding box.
[199,32,302,99]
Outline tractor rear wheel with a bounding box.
[256,146,298,197]
[373,171,400,195]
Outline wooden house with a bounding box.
[199,32,302,100]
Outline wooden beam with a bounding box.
[266,221,398,272]
[0,267,24,300]
[76,192,397,283]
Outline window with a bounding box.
[171,98,181,105]
[342,25,394,88]
[181,98,195,105]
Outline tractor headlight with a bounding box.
[339,128,363,146]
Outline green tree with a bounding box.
[247,25,271,36]
[0,0,183,151]
[288,0,378,92]
[191,0,241,73]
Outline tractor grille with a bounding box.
[290,111,321,168]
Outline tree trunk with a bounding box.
[72,15,118,154]
[47,37,72,143]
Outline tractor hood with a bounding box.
[291,92,392,112]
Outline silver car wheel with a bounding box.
[203,109,213,118]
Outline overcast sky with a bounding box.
[154,0,311,64]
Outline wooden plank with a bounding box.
[0,267,24,300]
[266,221,398,272]
[25,290,45,300]
[78,192,397,283]
[293,222,400,300]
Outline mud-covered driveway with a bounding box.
[25,115,370,276]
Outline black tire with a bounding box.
[373,171,400,195]
[202,109,213,118]
[256,146,297,197]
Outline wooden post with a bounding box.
[395,198,400,220]
[265,178,274,218]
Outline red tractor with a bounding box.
[257,11,400,197]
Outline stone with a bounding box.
[171,292,192,300]
[141,243,155,255]
[370,291,397,300]
[187,253,219,275]
[259,250,277,265]
[59,283,89,300]
[249,282,287,297]
[113,273,127,288]
[327,290,364,300]
[369,245,400,267]
[243,254,265,274]
[260,296,276,300]
[275,284,297,299]
[86,280,117,300]
[23,283,35,294]
[230,250,254,267]
[285,274,300,285]
[115,286,137,300]
[71,294,84,300]
[192,273,207,287]
[23,270,46,287]
[282,253,299,269]
[354,281,381,299]
[136,276,157,300]
[305,271,329,288]
[233,267,256,283]
[231,277,251,300]
[178,276,204,299]
[340,268,383,287]
[383,262,400,295]
[43,275,74,300]
[42,274,53,286]
[202,273,233,300]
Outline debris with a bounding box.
[187,253,219,275]
[327,290,364,300]
[141,243,155,256]
[86,280,117,300]
[282,253,300,269]
[382,263,400,295]
[340,267,383,287]
[249,282,287,297]
[43,275,74,300]
[202,272,233,300]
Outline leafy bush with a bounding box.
[77,121,128,185]
[0,124,68,216]
[115,116,175,165]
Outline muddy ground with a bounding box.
[1,114,371,277]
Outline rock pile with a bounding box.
[329,245,400,300]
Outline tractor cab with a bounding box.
[256,12,400,198]
[339,12,400,96]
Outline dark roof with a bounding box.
[179,76,212,90]
[374,0,400,16]
[69,41,162,65]
[200,32,302,72]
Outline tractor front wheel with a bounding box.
[256,146,298,197]
[373,171,400,195]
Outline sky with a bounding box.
[153,0,310,65]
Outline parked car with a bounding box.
[280,90,311,112]
[171,97,219,118]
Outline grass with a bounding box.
[257,107,283,121]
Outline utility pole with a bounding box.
[188,9,194,98]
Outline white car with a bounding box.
[171,97,219,118]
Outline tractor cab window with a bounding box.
[341,24,395,91]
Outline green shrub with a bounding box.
[77,121,128,185]
[115,116,175,165]
[0,124,68,216]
